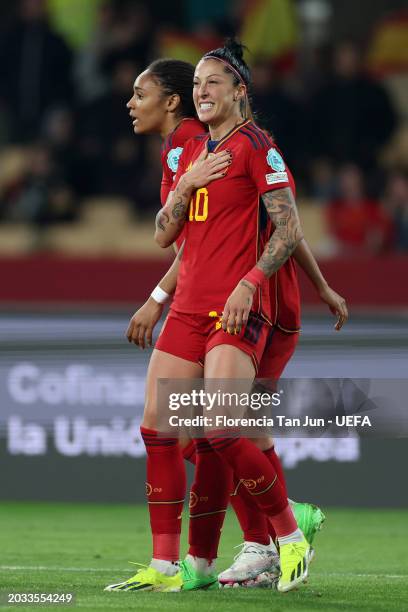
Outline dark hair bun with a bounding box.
[224,37,246,62]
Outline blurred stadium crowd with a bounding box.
[0,0,407,257]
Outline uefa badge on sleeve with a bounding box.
[167,147,183,173]
[266,148,285,172]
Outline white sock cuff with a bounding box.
[278,528,304,546]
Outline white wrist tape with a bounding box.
[151,285,170,304]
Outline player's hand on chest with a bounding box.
[187,145,254,222]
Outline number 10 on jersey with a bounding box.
[189,188,208,222]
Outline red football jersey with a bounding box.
[170,119,300,329]
[160,118,206,251]
[160,118,206,205]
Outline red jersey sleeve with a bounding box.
[160,119,206,205]
[247,143,291,194]
[171,140,194,191]
[163,141,196,251]
[160,165,173,205]
[160,145,186,205]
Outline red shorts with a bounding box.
[257,327,299,379]
[155,309,270,373]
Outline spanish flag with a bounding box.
[239,0,299,70]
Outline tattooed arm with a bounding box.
[221,187,303,333]
[253,190,347,328]
[154,148,231,248]
[256,187,303,278]
[154,177,194,248]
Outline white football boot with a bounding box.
[218,538,280,588]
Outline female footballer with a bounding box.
[106,49,347,594]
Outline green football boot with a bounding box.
[180,558,219,591]
[290,500,326,545]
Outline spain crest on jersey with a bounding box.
[167,147,183,173]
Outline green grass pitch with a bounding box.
[1,502,407,611]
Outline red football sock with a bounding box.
[210,436,292,534]
[263,446,288,542]
[271,505,298,538]
[140,426,186,561]
[264,446,288,498]
[182,440,196,464]
[183,441,289,546]
[230,478,270,545]
[185,438,270,545]
[188,439,232,560]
